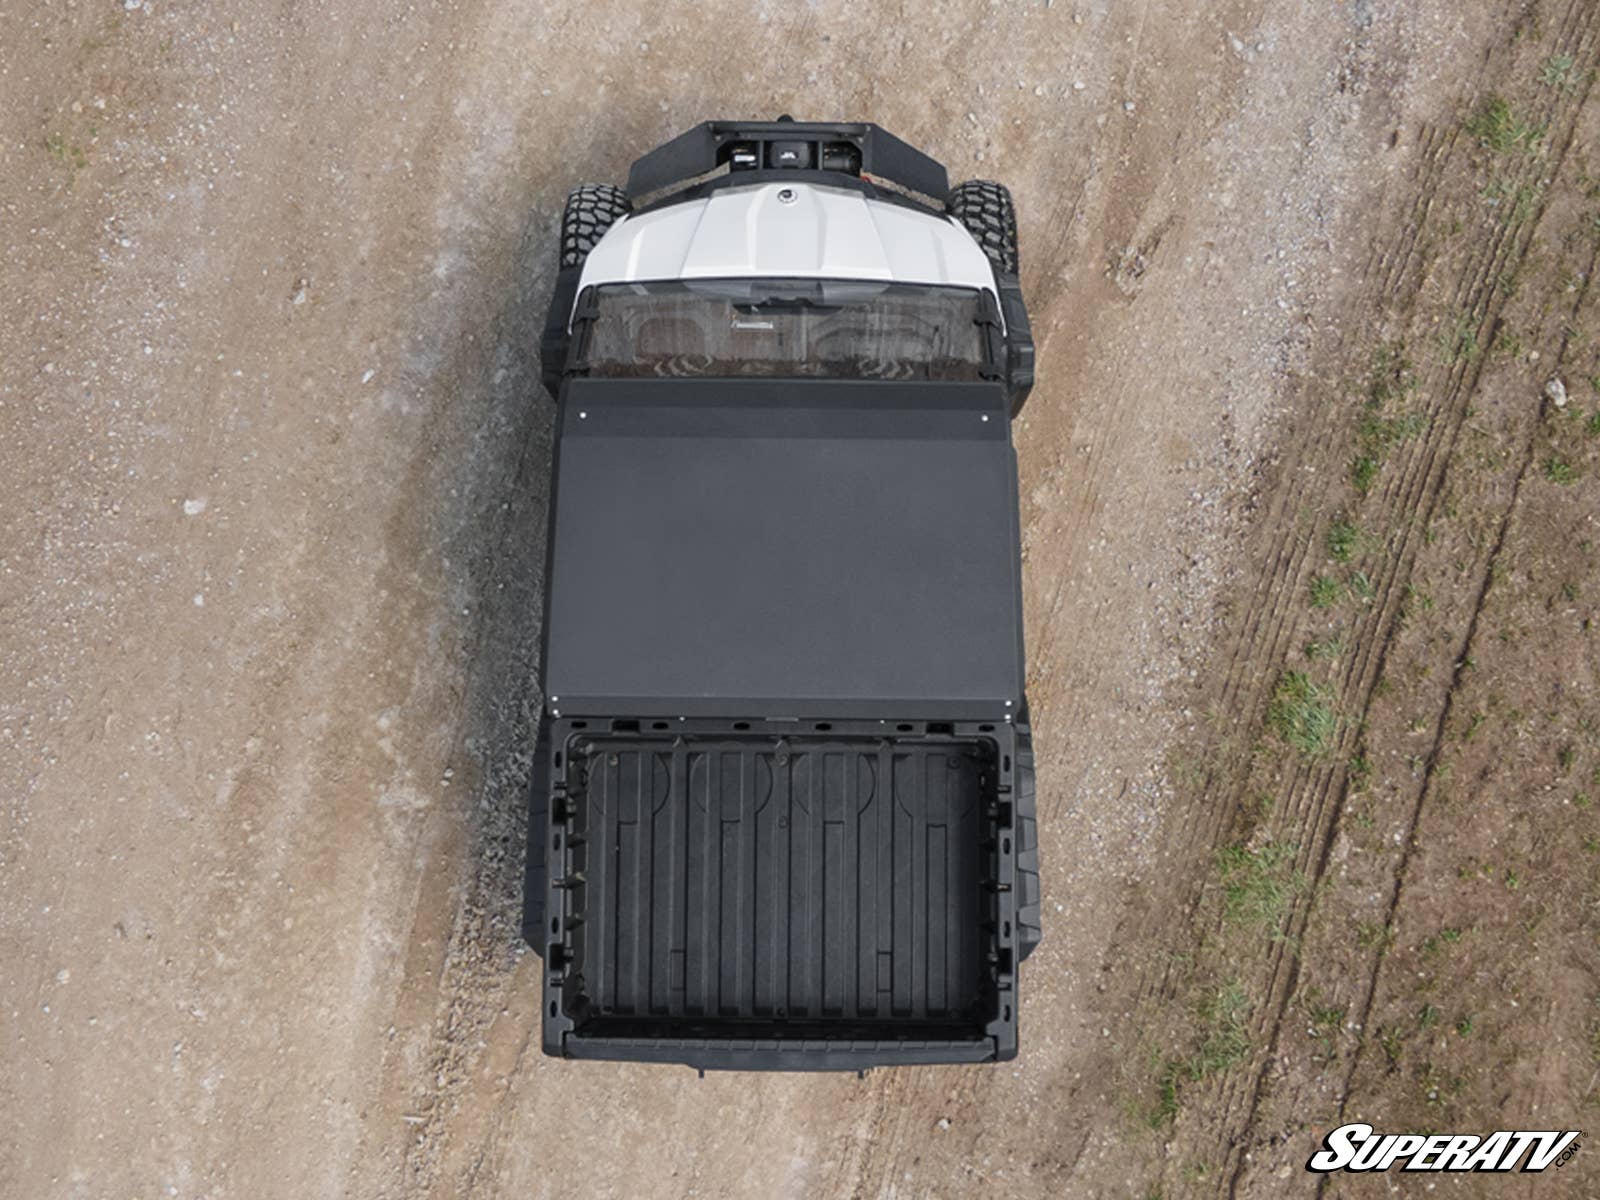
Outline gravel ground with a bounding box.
[0,1,1516,1196]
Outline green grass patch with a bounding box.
[1435,311,1481,364]
[1544,456,1579,484]
[1481,176,1546,226]
[1310,574,1343,609]
[1308,1000,1346,1032]
[1306,631,1346,661]
[1327,517,1361,562]
[1348,752,1372,792]
[1144,979,1255,1127]
[1541,53,1579,92]
[1350,453,1380,494]
[1268,672,1338,756]
[1364,410,1429,445]
[1364,409,1428,446]
[1427,928,1465,960]
[1304,995,1347,1057]
[1217,841,1304,934]
[1350,343,1427,494]
[1192,980,1251,1072]
[1463,93,1544,153]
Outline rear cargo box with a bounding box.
[533,717,1024,1070]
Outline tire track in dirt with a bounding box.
[1234,108,1600,1186]
[1309,145,1600,1200]
[371,339,554,1196]
[1308,420,1527,1199]
[1179,1,1592,900]
[1365,121,1456,304]
[350,121,567,1191]
[1143,19,1424,1025]
[1249,112,1592,1200]
[1137,4,1600,1192]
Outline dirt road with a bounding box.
[4,1,1597,1197]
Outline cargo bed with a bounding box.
[527,717,1028,1070]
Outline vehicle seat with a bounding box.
[635,316,706,359]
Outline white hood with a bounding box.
[576,181,998,300]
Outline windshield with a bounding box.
[577,279,990,381]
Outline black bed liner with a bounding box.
[532,717,1025,1070]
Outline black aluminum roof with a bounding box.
[541,377,1024,720]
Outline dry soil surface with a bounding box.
[3,1,1598,1198]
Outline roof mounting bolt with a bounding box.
[777,188,798,204]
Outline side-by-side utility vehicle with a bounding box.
[524,118,1040,1071]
